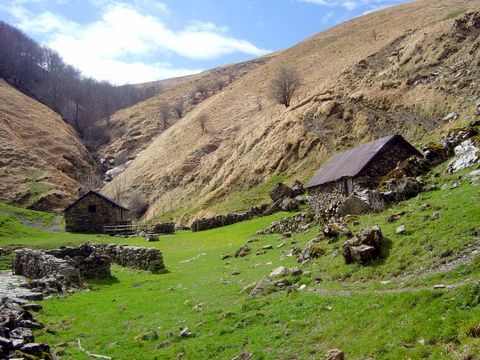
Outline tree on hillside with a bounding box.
[172,99,185,118]
[269,65,302,107]
[159,104,170,130]
[213,78,226,93]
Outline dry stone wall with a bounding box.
[88,243,166,274]
[13,249,81,286]
[191,204,268,232]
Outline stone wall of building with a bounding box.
[88,243,166,274]
[65,192,128,233]
[191,204,269,232]
[358,141,418,187]
[13,248,81,286]
[307,180,349,213]
[307,141,419,213]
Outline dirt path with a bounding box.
[308,280,474,296]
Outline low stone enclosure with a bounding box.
[191,180,306,232]
[13,243,166,293]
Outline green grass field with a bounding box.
[1,166,480,359]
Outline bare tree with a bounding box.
[213,78,226,93]
[159,103,170,130]
[269,65,302,107]
[172,99,185,118]
[195,83,210,100]
[196,113,208,133]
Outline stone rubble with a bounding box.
[257,212,316,235]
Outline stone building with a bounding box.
[64,190,129,233]
[306,135,422,212]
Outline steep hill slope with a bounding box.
[0,80,98,212]
[97,54,275,171]
[104,0,479,222]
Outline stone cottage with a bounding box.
[306,135,422,212]
[64,190,129,233]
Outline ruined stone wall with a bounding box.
[13,249,81,286]
[191,204,268,232]
[46,244,111,279]
[88,243,166,274]
[65,192,128,233]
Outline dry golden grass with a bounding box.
[0,80,95,211]
[104,0,479,222]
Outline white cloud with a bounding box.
[4,2,268,84]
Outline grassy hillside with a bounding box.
[0,80,98,212]
[2,160,479,359]
[96,54,275,167]
[103,0,480,222]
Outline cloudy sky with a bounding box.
[0,0,410,85]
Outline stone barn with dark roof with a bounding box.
[306,135,422,212]
[64,190,130,233]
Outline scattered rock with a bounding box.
[258,212,315,235]
[297,239,325,263]
[178,327,193,338]
[230,351,253,360]
[235,246,251,258]
[269,266,289,278]
[442,112,459,122]
[323,223,352,239]
[396,225,406,235]
[145,234,159,242]
[325,348,344,360]
[430,211,440,221]
[386,211,406,223]
[221,253,232,260]
[262,245,273,250]
[157,341,172,349]
[433,284,446,290]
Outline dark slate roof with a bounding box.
[306,135,422,188]
[64,190,129,212]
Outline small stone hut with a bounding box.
[65,190,129,233]
[306,135,422,212]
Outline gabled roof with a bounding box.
[64,190,129,212]
[306,135,422,188]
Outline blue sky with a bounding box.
[0,0,410,85]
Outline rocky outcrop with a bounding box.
[447,137,480,173]
[380,177,424,203]
[269,183,294,201]
[191,204,268,232]
[343,226,382,265]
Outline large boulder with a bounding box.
[423,143,449,167]
[343,226,382,265]
[383,155,430,180]
[446,137,480,173]
[269,183,294,202]
[336,189,385,217]
[291,180,306,197]
[380,177,423,202]
[297,238,325,263]
[280,197,299,212]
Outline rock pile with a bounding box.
[0,297,54,359]
[343,226,383,265]
[152,222,175,234]
[257,212,315,235]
